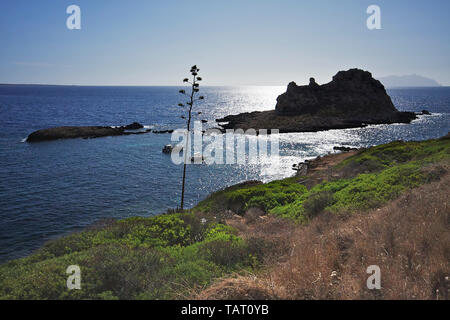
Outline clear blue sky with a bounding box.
[1,0,449,86]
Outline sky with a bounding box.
[0,0,449,86]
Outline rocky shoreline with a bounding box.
[216,109,417,133]
[216,69,419,132]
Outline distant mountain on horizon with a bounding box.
[378,74,441,88]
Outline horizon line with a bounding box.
[0,83,289,87]
[0,82,448,89]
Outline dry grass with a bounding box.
[197,173,450,300]
[196,274,282,300]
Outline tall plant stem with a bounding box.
[180,74,196,210]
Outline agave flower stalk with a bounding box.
[178,65,205,210]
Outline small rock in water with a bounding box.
[292,161,309,175]
[153,129,174,134]
[162,145,173,154]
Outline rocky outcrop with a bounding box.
[162,144,173,154]
[26,122,150,142]
[217,69,417,133]
[124,122,144,130]
[276,69,398,117]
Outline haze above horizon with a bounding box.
[1,0,449,86]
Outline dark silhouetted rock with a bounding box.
[292,161,309,175]
[275,69,398,117]
[152,129,174,134]
[216,69,417,133]
[123,122,144,130]
[162,144,173,154]
[27,123,151,142]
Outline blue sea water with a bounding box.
[0,85,449,263]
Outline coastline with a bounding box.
[215,109,418,133]
[1,133,448,299]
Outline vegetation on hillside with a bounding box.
[0,134,448,300]
[0,213,262,299]
[200,173,449,299]
[194,135,449,221]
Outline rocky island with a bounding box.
[216,69,417,132]
[26,122,150,142]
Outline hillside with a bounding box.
[0,134,449,300]
[379,74,441,88]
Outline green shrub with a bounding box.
[328,163,425,211]
[0,212,259,300]
[303,191,335,218]
[338,138,450,177]
[194,177,307,215]
[271,159,446,220]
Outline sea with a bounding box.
[0,85,449,263]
